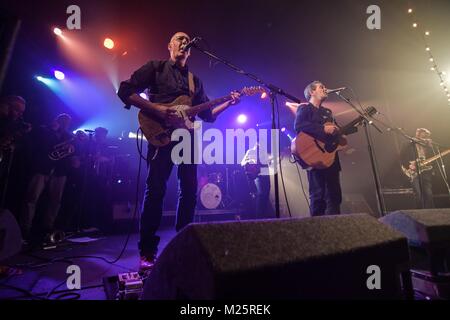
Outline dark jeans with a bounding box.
[255,175,273,219]
[412,171,434,209]
[307,167,342,216]
[139,142,198,257]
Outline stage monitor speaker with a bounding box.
[143,214,411,300]
[380,208,450,275]
[0,209,22,261]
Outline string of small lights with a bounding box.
[407,7,450,106]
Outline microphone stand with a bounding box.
[362,115,428,209]
[433,145,450,201]
[190,44,302,219]
[335,92,387,217]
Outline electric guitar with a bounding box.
[138,86,265,147]
[291,106,377,169]
[401,148,450,180]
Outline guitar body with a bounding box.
[138,95,193,147]
[291,122,347,170]
[137,86,265,147]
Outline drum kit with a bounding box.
[197,167,248,210]
[199,171,225,210]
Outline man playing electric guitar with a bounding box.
[117,32,240,271]
[294,81,357,216]
[400,128,436,209]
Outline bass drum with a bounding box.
[199,183,222,210]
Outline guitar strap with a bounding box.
[188,72,195,98]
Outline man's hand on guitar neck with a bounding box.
[324,124,339,135]
[211,91,241,120]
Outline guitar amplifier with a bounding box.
[381,188,416,211]
[109,202,139,233]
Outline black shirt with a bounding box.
[294,103,341,170]
[117,60,213,121]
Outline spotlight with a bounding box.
[36,76,44,82]
[104,38,115,49]
[431,67,435,71]
[54,70,65,80]
[425,47,430,51]
[281,127,286,132]
[260,92,267,99]
[53,27,63,36]
[425,31,430,36]
[407,8,413,14]
[412,23,418,28]
[237,114,247,124]
[139,92,148,100]
[429,58,434,62]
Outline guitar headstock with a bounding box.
[240,86,267,97]
[365,106,377,117]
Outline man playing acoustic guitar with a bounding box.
[118,32,240,271]
[294,81,349,217]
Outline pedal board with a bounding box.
[103,272,145,300]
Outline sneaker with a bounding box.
[139,255,156,272]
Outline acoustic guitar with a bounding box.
[291,106,377,169]
[138,86,265,147]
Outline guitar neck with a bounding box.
[186,94,234,117]
[340,107,377,135]
[423,149,450,165]
[340,116,364,135]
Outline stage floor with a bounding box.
[0,228,177,300]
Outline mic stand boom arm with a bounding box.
[335,92,386,216]
[357,110,428,209]
[191,44,302,219]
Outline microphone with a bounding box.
[326,87,347,94]
[180,37,202,52]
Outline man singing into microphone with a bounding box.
[294,81,349,216]
[117,32,240,271]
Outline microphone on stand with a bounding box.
[180,37,202,52]
[326,87,347,94]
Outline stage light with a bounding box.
[431,67,435,71]
[407,8,413,14]
[429,58,434,62]
[104,38,115,49]
[425,31,430,36]
[425,47,430,51]
[54,70,65,80]
[412,23,418,28]
[281,127,286,132]
[237,114,247,124]
[36,76,44,82]
[260,92,267,99]
[139,92,148,100]
[53,27,63,36]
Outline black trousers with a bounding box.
[254,175,273,219]
[412,171,434,209]
[139,142,198,257]
[307,167,342,216]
